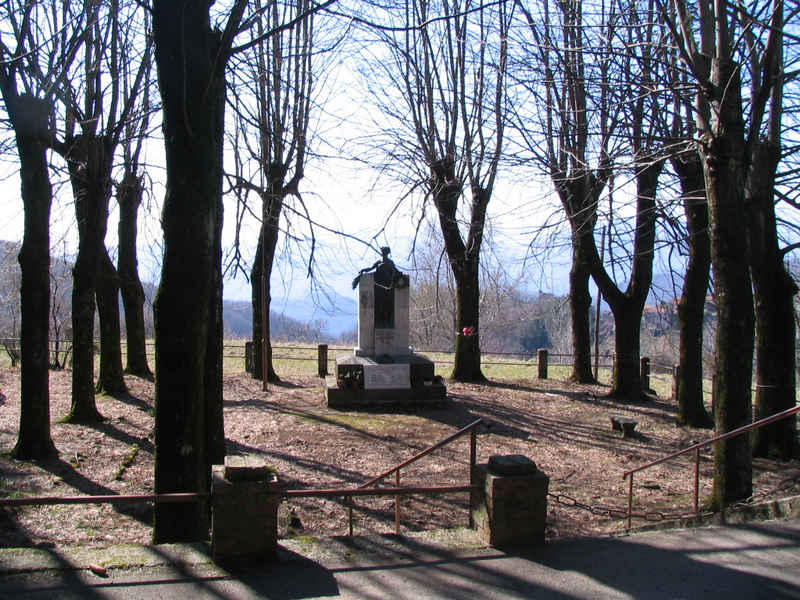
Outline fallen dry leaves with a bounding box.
[0,365,798,548]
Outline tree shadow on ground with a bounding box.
[225,438,369,488]
[105,390,152,413]
[36,458,152,526]
[514,523,800,599]
[0,462,41,548]
[267,524,800,599]
[421,394,533,441]
[423,382,698,467]
[483,377,679,418]
[224,396,273,409]
[85,418,154,455]
[255,402,405,445]
[266,379,305,390]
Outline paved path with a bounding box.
[1,520,799,598]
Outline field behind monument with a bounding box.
[0,344,796,549]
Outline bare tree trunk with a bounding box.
[205,189,225,468]
[431,160,486,382]
[452,257,483,381]
[609,301,644,396]
[558,176,602,384]
[5,93,57,459]
[589,163,660,401]
[250,185,283,383]
[747,141,798,459]
[705,57,754,507]
[567,242,595,383]
[151,0,242,543]
[64,134,111,423]
[250,232,266,380]
[672,153,713,428]
[117,171,152,379]
[96,249,127,395]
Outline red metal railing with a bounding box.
[284,418,484,536]
[0,492,206,508]
[623,404,800,529]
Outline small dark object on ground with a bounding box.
[610,415,638,438]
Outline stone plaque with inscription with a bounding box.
[363,363,410,389]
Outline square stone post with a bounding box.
[471,455,549,548]
[211,455,279,565]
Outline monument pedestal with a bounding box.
[325,353,447,408]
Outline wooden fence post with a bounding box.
[318,344,328,377]
[640,357,650,391]
[244,342,253,375]
[537,349,548,380]
[672,364,680,401]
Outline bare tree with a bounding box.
[516,0,616,383]
[227,0,319,384]
[151,0,245,543]
[46,0,152,420]
[151,0,335,543]
[741,3,798,460]
[48,253,72,370]
[364,0,511,381]
[584,0,667,401]
[664,0,789,504]
[0,1,88,458]
[116,15,154,380]
[665,48,713,428]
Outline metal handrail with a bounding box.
[0,492,207,508]
[284,484,473,499]
[291,418,484,536]
[622,404,800,529]
[360,418,483,488]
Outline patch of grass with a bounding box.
[0,483,25,500]
[286,534,319,552]
[113,444,140,481]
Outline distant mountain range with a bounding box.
[221,293,356,340]
[0,239,357,341]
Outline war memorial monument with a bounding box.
[325,247,447,408]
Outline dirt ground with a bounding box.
[0,364,798,549]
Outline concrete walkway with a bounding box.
[1,519,799,599]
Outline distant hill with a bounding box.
[219,297,354,341]
[269,292,357,338]
[0,240,351,342]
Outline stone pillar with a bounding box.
[471,455,549,548]
[211,455,279,565]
